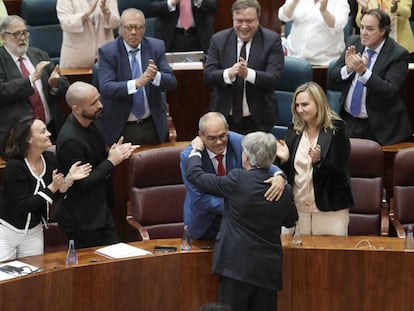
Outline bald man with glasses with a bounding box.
[0,15,69,155]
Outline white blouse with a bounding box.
[278,0,350,65]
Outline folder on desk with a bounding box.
[166,51,205,70]
[166,51,205,64]
[95,242,152,259]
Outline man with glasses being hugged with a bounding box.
[0,15,69,155]
[180,112,286,240]
[98,8,177,146]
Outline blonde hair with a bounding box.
[291,82,341,132]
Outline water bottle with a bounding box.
[404,225,414,250]
[180,225,192,251]
[66,239,78,266]
[291,221,302,247]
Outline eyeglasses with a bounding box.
[3,30,30,40]
[121,24,145,32]
[204,132,228,142]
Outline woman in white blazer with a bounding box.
[57,0,119,69]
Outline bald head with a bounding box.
[65,82,103,126]
[199,112,228,133]
[66,82,98,109]
[120,8,145,21]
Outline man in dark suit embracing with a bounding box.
[203,0,284,135]
[186,131,298,311]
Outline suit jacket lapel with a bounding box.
[27,49,40,67]
[224,31,238,66]
[248,27,263,69]
[0,48,21,79]
[201,150,216,174]
[317,128,333,160]
[140,39,151,96]
[372,38,392,74]
[226,142,238,171]
[117,37,133,82]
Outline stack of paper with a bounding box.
[95,242,152,259]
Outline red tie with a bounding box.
[180,0,192,30]
[215,154,226,176]
[18,57,46,122]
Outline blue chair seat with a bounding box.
[275,57,313,126]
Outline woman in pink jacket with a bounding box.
[56,0,120,69]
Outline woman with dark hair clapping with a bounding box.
[0,116,91,261]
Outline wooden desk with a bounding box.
[1,236,412,311]
[0,239,217,311]
[280,235,413,311]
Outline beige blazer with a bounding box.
[57,0,119,69]
[356,0,414,53]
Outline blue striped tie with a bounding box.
[350,49,375,117]
[130,49,145,119]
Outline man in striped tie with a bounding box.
[98,8,177,146]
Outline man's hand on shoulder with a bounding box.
[191,136,205,152]
[264,175,286,201]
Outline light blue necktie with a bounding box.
[130,49,145,119]
[350,49,376,117]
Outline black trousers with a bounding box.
[121,116,162,145]
[217,275,278,311]
[227,116,258,136]
[169,27,202,52]
[341,111,378,142]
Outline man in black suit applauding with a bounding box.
[186,131,297,311]
[331,8,412,145]
[203,0,284,135]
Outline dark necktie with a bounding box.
[350,49,376,117]
[18,57,46,122]
[130,49,145,119]
[232,41,247,123]
[215,154,226,176]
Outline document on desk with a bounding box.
[0,260,40,281]
[95,242,152,259]
[166,51,205,70]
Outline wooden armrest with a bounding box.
[389,198,405,238]
[126,201,150,240]
[380,196,390,237]
[167,104,177,143]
